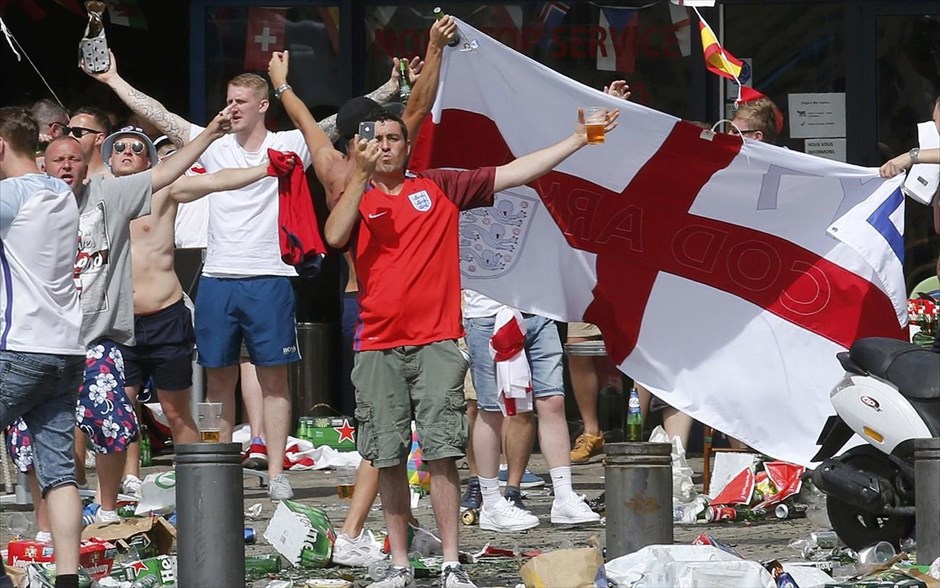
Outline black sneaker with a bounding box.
[460,480,482,510]
[504,488,527,511]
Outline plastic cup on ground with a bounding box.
[857,541,896,564]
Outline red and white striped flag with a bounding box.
[412,20,906,466]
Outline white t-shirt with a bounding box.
[188,125,312,277]
[462,289,508,319]
[174,165,209,249]
[0,174,83,354]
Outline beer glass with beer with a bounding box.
[580,106,608,145]
[197,402,222,443]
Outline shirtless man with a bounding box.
[109,118,294,494]
[267,15,455,566]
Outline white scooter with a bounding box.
[812,337,940,550]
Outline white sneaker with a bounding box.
[35,531,52,544]
[442,563,477,588]
[94,508,120,524]
[332,530,386,567]
[480,498,539,532]
[268,473,294,501]
[367,565,415,588]
[551,495,601,525]
[122,474,143,497]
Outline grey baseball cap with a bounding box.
[101,125,158,170]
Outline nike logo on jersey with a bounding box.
[368,211,389,219]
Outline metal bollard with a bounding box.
[914,437,940,565]
[605,442,673,560]
[175,443,245,587]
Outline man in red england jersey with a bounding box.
[324,108,617,588]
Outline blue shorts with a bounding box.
[78,340,140,454]
[195,276,301,368]
[0,351,83,495]
[464,314,565,412]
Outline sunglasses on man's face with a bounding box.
[68,126,103,139]
[114,141,147,156]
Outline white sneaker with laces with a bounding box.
[442,563,477,588]
[332,530,386,567]
[268,473,294,500]
[94,508,120,524]
[122,474,143,497]
[367,565,415,588]
[551,495,601,524]
[479,498,539,532]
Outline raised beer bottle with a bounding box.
[626,386,643,441]
[434,7,460,47]
[399,59,412,103]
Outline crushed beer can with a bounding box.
[801,545,858,563]
[774,501,808,520]
[811,530,840,549]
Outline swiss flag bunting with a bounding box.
[244,7,285,71]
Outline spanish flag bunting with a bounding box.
[698,16,743,81]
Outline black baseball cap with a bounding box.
[336,97,407,141]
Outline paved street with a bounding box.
[2,448,819,586]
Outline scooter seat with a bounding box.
[849,338,940,400]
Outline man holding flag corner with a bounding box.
[326,105,617,587]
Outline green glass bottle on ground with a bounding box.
[140,424,152,467]
[245,553,282,573]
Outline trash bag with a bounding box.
[649,425,696,504]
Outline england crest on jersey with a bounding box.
[408,190,433,212]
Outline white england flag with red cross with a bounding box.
[410,20,907,466]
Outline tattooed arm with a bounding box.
[81,50,192,147]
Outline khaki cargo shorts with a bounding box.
[568,321,602,339]
[352,340,470,468]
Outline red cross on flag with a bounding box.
[244,7,285,71]
[410,20,908,467]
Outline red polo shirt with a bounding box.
[352,167,496,351]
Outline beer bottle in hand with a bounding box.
[626,386,643,441]
[399,59,412,103]
[434,7,460,47]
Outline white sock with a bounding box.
[480,476,502,509]
[442,560,460,572]
[550,466,574,503]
